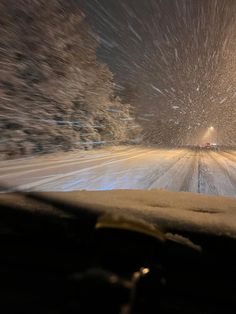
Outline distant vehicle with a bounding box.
[200,143,219,150]
[204,142,211,149]
[211,143,219,149]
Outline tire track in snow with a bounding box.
[147,150,198,191]
[199,151,235,197]
[0,147,140,178]
[208,151,236,195]
[10,149,159,191]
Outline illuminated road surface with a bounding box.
[1,146,236,197]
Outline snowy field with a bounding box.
[1,146,236,198]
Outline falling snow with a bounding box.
[78,0,236,146]
[1,0,236,158]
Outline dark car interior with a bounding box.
[1,192,236,314]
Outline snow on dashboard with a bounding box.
[1,189,236,238]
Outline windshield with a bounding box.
[1,0,236,199]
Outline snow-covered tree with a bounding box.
[0,0,140,158]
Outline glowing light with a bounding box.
[141,267,150,275]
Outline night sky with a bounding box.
[78,0,236,144]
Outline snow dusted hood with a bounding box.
[1,189,236,238]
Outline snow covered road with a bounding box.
[1,146,236,197]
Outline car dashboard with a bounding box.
[1,192,236,314]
